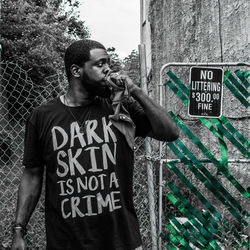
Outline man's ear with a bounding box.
[70,64,81,78]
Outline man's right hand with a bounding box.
[11,231,26,250]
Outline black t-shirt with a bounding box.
[23,97,151,250]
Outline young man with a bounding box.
[11,39,179,250]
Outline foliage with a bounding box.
[123,50,140,86]
[106,48,140,87]
[107,47,123,72]
[0,0,90,83]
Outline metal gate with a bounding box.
[158,63,250,249]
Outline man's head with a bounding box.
[64,39,106,81]
[64,39,112,97]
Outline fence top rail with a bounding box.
[160,158,250,163]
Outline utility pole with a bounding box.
[0,0,2,63]
[0,0,8,131]
[139,43,158,250]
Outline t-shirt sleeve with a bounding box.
[22,112,45,169]
[125,98,152,138]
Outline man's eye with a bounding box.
[97,62,104,67]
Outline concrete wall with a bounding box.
[148,0,250,76]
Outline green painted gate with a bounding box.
[158,63,250,249]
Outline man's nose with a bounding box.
[103,64,111,75]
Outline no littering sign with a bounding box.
[188,67,224,118]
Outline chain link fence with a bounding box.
[0,61,159,249]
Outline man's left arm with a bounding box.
[126,77,179,142]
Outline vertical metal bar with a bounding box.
[158,160,163,250]
[157,62,165,250]
[139,44,157,250]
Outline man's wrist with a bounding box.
[13,223,27,236]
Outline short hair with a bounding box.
[64,39,106,80]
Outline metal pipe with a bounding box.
[146,139,157,250]
[158,67,164,250]
[162,158,250,163]
[158,160,164,250]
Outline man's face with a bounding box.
[80,48,111,97]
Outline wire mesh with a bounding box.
[0,62,158,250]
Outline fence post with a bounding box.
[139,44,157,250]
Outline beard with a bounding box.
[82,73,111,98]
